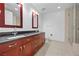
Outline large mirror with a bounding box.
[4,3,23,28]
[32,10,38,28]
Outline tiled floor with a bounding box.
[35,39,79,56]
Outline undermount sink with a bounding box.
[8,35,25,39]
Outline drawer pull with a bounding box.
[14,43,17,45]
[8,45,13,48]
[23,45,25,48]
[20,47,22,51]
[8,43,17,48]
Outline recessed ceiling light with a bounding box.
[57,6,61,9]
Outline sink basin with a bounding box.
[8,35,25,39]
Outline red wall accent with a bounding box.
[20,4,23,28]
[0,3,5,27]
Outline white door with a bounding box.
[76,4,79,43]
[65,6,74,44]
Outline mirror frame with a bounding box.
[0,3,23,28]
[32,11,38,28]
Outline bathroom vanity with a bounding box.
[0,3,44,56]
[0,32,45,56]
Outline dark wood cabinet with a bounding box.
[1,47,20,56]
[0,33,45,56]
[22,42,32,56]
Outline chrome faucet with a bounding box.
[12,32,17,36]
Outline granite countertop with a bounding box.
[0,32,42,44]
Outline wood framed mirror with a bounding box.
[0,3,23,28]
[32,11,38,28]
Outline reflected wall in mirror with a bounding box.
[0,3,23,28]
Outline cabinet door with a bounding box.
[1,47,21,56]
[22,42,32,56]
[40,33,45,44]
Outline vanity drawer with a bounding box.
[0,40,18,53]
[0,36,32,53]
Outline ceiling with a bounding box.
[31,3,74,14]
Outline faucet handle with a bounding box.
[12,32,17,36]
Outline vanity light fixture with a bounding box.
[36,12,39,15]
[17,3,22,7]
[20,2,24,5]
[32,9,39,15]
[18,3,22,7]
[32,9,36,13]
[18,4,21,7]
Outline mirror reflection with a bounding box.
[5,3,21,26]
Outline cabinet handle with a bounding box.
[23,45,25,48]
[14,43,17,45]
[8,45,13,48]
[8,43,17,48]
[20,47,22,50]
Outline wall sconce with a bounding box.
[17,3,22,7]
[32,9,39,15]
[18,4,21,7]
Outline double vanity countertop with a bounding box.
[0,32,42,44]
